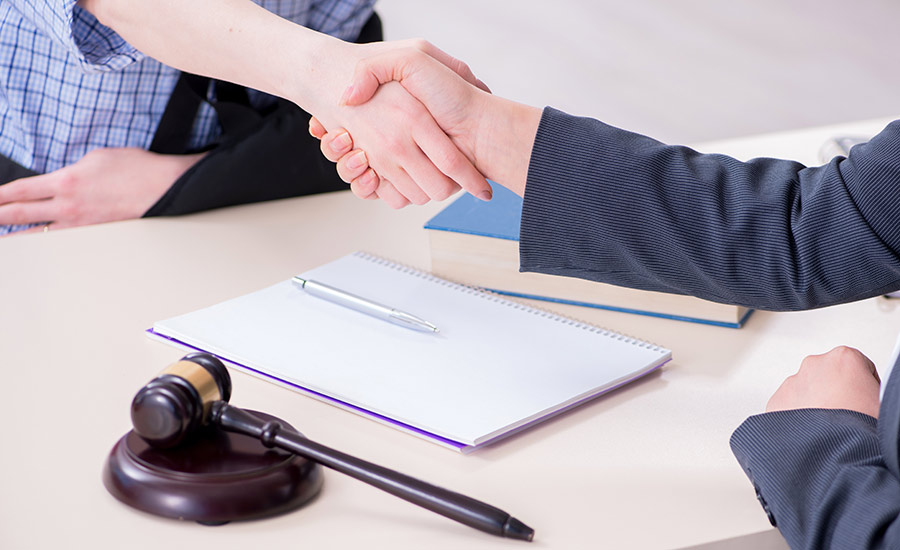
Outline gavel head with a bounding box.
[131,353,232,448]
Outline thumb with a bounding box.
[340,51,414,106]
[341,46,490,106]
[340,70,382,106]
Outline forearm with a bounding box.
[731,409,900,549]
[519,110,900,310]
[78,0,351,115]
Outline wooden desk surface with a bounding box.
[1,117,897,549]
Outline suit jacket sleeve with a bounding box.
[519,108,900,311]
[730,409,900,549]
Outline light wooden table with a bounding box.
[1,117,896,549]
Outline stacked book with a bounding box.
[424,185,752,328]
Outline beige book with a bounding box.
[425,187,751,328]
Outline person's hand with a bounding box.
[308,119,380,200]
[340,42,490,161]
[317,44,489,204]
[0,147,204,235]
[318,81,488,208]
[308,119,463,204]
[766,346,881,418]
[302,40,494,208]
[310,41,542,203]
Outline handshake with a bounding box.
[305,39,543,209]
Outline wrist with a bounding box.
[471,94,541,196]
[271,33,353,118]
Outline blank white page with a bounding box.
[152,252,671,449]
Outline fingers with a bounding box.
[329,110,482,201]
[315,129,381,198]
[308,116,327,139]
[410,39,491,93]
[318,128,354,163]
[373,178,410,209]
[767,345,883,417]
[802,346,879,381]
[313,125,375,188]
[337,150,369,183]
[840,346,880,382]
[318,123,466,204]
[323,48,491,206]
[377,163,431,206]
[0,174,54,204]
[312,125,378,198]
[320,125,478,204]
[410,118,489,201]
[0,175,57,225]
[349,168,379,199]
[391,148,460,202]
[344,157,449,207]
[0,198,56,226]
[869,358,881,383]
[344,169,408,210]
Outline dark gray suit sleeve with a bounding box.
[520,108,900,311]
[731,409,900,549]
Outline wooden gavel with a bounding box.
[130,353,534,541]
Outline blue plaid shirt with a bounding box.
[0,0,374,234]
[0,0,375,172]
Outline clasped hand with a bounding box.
[309,40,498,207]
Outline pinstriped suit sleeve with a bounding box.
[519,108,900,311]
[730,409,900,549]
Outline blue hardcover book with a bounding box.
[425,185,751,328]
[425,183,524,241]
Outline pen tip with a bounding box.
[503,517,534,541]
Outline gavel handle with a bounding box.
[210,402,533,541]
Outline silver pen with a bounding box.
[292,276,439,333]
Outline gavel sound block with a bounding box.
[104,411,322,524]
[103,352,323,524]
[102,353,534,540]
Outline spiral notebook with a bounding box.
[148,252,672,452]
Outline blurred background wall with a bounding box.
[375,0,899,145]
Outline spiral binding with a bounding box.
[353,251,669,354]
